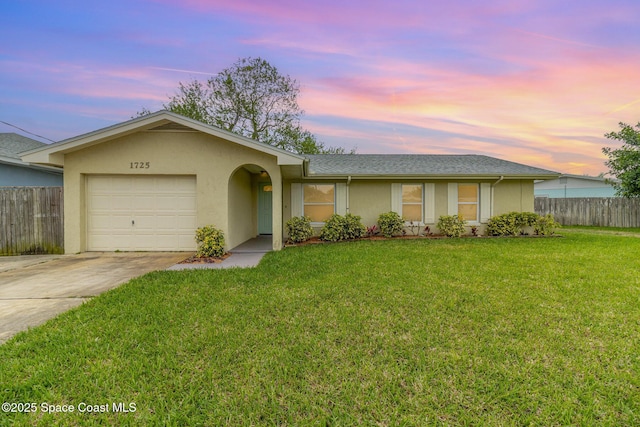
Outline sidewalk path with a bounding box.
[167,236,272,270]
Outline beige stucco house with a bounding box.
[22,111,559,254]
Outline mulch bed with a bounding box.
[178,252,232,264]
[284,233,561,247]
[284,234,450,247]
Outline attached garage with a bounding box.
[87,175,197,251]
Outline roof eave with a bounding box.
[0,155,63,172]
[304,173,562,180]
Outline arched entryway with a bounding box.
[227,164,274,251]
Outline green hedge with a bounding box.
[195,225,225,257]
[286,216,314,243]
[487,212,560,236]
[377,211,405,237]
[437,214,467,237]
[320,213,366,242]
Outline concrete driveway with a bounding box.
[0,252,187,344]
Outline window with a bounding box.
[458,184,478,222]
[402,184,423,222]
[303,184,335,222]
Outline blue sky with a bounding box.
[2,0,640,174]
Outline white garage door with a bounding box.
[87,175,197,251]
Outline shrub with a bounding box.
[487,212,550,236]
[486,212,521,236]
[320,215,343,242]
[195,225,225,257]
[286,216,314,243]
[319,213,366,242]
[377,211,405,237]
[518,212,540,227]
[343,213,367,240]
[437,214,467,237]
[534,214,560,236]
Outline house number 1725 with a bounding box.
[130,162,150,169]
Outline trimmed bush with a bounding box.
[377,211,405,237]
[343,213,367,240]
[487,212,552,236]
[518,212,540,227]
[437,214,467,237]
[320,213,366,242]
[534,214,560,236]
[195,225,225,257]
[286,216,314,243]
[486,212,521,236]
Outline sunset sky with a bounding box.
[2,0,640,175]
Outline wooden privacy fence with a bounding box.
[535,197,640,228]
[0,187,64,255]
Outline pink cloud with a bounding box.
[7,0,636,177]
[1,59,178,102]
[294,43,640,175]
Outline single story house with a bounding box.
[22,111,559,254]
[534,174,618,198]
[0,133,63,186]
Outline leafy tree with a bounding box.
[602,122,640,198]
[142,57,350,155]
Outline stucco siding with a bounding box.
[348,181,391,227]
[493,180,534,213]
[228,167,254,249]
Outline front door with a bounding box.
[258,183,273,235]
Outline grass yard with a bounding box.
[1,230,639,426]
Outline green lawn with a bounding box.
[1,230,639,426]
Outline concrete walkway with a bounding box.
[167,236,272,270]
[0,252,186,344]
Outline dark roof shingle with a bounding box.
[0,133,47,160]
[306,154,559,177]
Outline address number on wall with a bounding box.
[130,162,150,169]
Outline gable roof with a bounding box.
[305,154,559,179]
[21,110,306,168]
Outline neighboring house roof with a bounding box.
[306,154,559,179]
[535,174,619,186]
[555,174,617,183]
[0,133,62,173]
[0,133,49,158]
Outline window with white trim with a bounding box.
[303,184,335,222]
[458,184,479,222]
[402,184,423,222]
